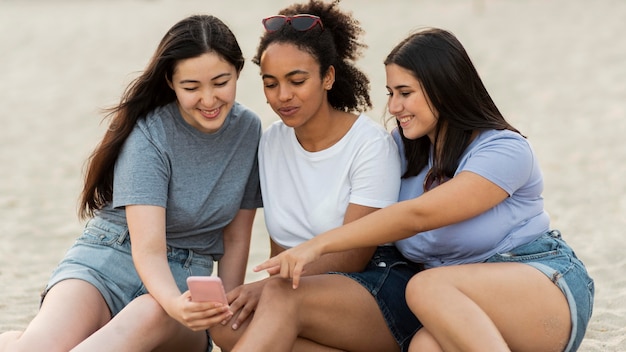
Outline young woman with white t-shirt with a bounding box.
[209,2,426,352]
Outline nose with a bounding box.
[201,88,216,105]
[278,85,293,102]
[387,94,402,116]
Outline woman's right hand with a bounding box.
[253,239,323,289]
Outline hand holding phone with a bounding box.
[186,276,228,304]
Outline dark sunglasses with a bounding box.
[262,14,323,32]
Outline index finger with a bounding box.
[253,256,281,273]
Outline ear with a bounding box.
[323,65,335,90]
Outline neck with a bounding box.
[295,109,358,152]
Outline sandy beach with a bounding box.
[1,0,624,350]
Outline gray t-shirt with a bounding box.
[97,101,263,258]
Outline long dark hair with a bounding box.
[253,0,371,112]
[385,28,522,188]
[79,15,244,219]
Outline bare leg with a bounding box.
[406,263,571,352]
[408,329,442,352]
[0,279,111,352]
[71,294,207,352]
[232,275,399,352]
[212,288,344,352]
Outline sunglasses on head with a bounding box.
[262,14,323,32]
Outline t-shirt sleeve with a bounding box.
[239,114,263,210]
[461,134,534,195]
[240,153,263,209]
[349,133,402,208]
[112,127,170,208]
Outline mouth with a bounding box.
[199,107,221,119]
[398,115,414,126]
[277,106,299,117]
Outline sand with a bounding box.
[0,0,624,350]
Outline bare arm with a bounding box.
[126,205,183,315]
[127,205,232,329]
[218,209,256,292]
[256,171,509,287]
[296,203,378,275]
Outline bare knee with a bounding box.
[130,294,177,329]
[409,328,443,352]
[262,277,299,298]
[211,321,241,351]
[405,269,445,315]
[209,277,295,352]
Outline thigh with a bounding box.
[20,279,111,351]
[290,274,400,352]
[410,263,571,351]
[73,294,208,352]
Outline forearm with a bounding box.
[302,248,375,274]
[316,200,420,255]
[133,247,181,313]
[315,172,510,255]
[126,205,181,315]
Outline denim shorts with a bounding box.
[335,246,424,352]
[43,217,216,350]
[486,230,594,352]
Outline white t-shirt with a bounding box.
[259,114,401,248]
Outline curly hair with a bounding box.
[253,0,371,113]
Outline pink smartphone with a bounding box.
[186,276,228,304]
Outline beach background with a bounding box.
[0,0,624,350]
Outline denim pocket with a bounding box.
[77,225,121,246]
[489,234,561,263]
[76,218,129,247]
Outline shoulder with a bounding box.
[461,130,537,193]
[128,103,178,146]
[353,114,392,137]
[469,129,532,159]
[136,103,178,135]
[230,102,262,130]
[261,120,289,143]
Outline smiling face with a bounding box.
[168,52,238,134]
[385,63,438,143]
[259,42,332,129]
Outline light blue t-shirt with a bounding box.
[97,101,263,258]
[393,129,550,268]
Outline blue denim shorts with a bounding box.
[43,217,215,317]
[486,230,594,352]
[335,246,424,352]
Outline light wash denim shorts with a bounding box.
[486,229,594,352]
[335,246,424,352]
[43,217,216,350]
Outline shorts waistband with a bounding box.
[86,217,213,265]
